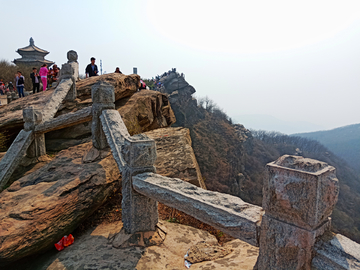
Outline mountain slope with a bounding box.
[294,123,360,173]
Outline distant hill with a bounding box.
[233,114,324,134]
[294,123,360,173]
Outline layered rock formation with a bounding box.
[0,142,120,265]
[145,127,205,189]
[0,74,175,151]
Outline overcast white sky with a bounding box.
[1,0,360,133]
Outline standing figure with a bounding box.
[85,57,98,78]
[114,67,122,74]
[39,64,48,91]
[15,71,25,98]
[30,67,41,93]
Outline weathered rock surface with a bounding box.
[10,221,259,270]
[145,127,206,188]
[44,90,175,150]
[186,241,233,263]
[117,90,176,135]
[0,142,120,265]
[0,73,140,142]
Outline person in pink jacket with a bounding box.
[39,64,48,91]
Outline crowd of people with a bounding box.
[0,55,181,102]
[0,64,60,99]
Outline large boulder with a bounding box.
[0,142,120,266]
[145,127,206,189]
[45,90,176,150]
[118,90,176,135]
[0,73,140,145]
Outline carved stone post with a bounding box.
[67,50,79,82]
[60,62,77,102]
[23,107,46,157]
[91,81,115,150]
[121,134,158,234]
[255,155,339,270]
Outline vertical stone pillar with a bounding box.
[60,63,77,102]
[23,107,46,157]
[67,50,79,82]
[91,81,115,150]
[121,134,158,234]
[255,155,339,270]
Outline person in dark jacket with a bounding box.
[85,57,98,78]
[30,67,41,93]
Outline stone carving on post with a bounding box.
[121,134,158,234]
[67,50,79,82]
[255,155,339,270]
[60,63,76,102]
[91,81,115,150]
[23,107,46,157]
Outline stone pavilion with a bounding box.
[13,37,54,67]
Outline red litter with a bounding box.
[54,234,74,251]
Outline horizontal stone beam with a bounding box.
[132,172,264,246]
[100,109,130,171]
[312,233,360,270]
[0,130,33,192]
[42,78,73,121]
[35,107,92,134]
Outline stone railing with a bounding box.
[1,65,359,269]
[0,51,80,191]
[91,83,360,269]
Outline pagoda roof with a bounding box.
[14,58,54,65]
[17,37,49,54]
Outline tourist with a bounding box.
[39,64,48,91]
[114,67,122,74]
[15,71,25,98]
[8,82,14,92]
[85,57,98,78]
[0,82,4,95]
[30,67,41,94]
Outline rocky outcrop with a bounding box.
[8,221,259,270]
[0,142,120,265]
[144,127,205,189]
[117,90,176,135]
[0,73,141,146]
[44,90,175,150]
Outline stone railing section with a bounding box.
[133,172,263,246]
[94,83,360,269]
[0,51,79,192]
[312,233,360,270]
[255,155,340,270]
[0,130,33,191]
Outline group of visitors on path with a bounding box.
[4,64,61,99]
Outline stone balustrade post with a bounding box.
[23,107,46,157]
[91,81,115,150]
[67,50,79,82]
[121,134,158,234]
[255,155,339,270]
[60,62,77,102]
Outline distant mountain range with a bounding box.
[294,123,360,173]
[233,114,325,135]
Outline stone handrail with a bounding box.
[0,51,79,192]
[95,81,360,269]
[35,106,92,134]
[133,172,263,246]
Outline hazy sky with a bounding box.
[1,0,360,133]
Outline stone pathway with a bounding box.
[12,220,258,270]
